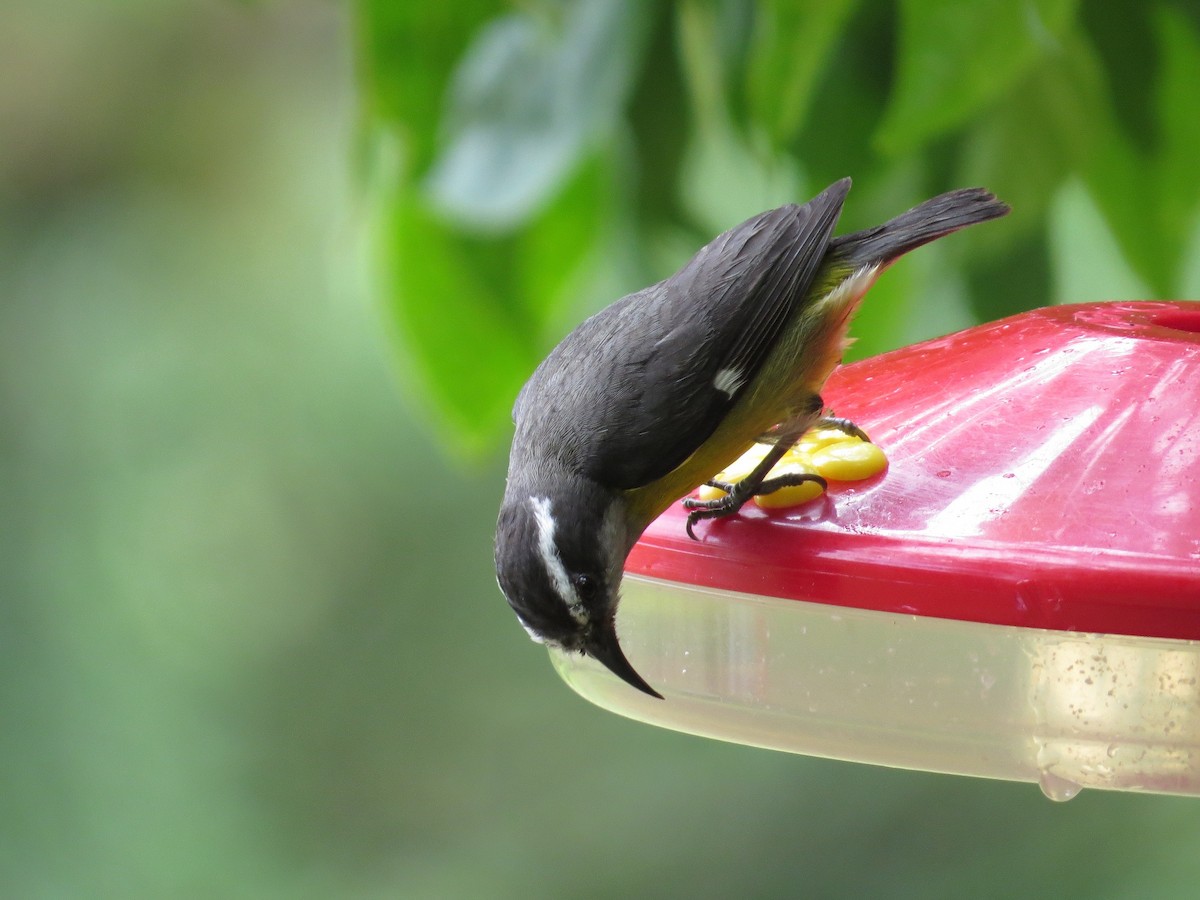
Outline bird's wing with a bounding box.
[519,179,850,491]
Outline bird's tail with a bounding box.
[829,188,1009,268]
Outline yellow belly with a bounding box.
[623,262,880,528]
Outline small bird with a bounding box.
[495,178,1009,698]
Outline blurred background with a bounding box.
[4,0,1200,896]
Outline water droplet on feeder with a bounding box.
[1038,770,1082,802]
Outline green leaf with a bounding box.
[957,33,1103,230]
[790,4,895,195]
[677,0,729,131]
[676,0,804,233]
[626,3,692,235]
[1078,0,1156,155]
[371,131,617,453]
[1152,7,1200,288]
[360,0,652,450]
[1076,1,1200,300]
[968,27,1172,296]
[876,0,1079,154]
[678,121,804,236]
[515,155,617,326]
[1049,178,1151,304]
[965,227,1053,322]
[377,165,535,454]
[424,0,651,231]
[1082,144,1165,295]
[675,0,759,123]
[745,0,861,147]
[355,2,499,172]
[1177,208,1200,299]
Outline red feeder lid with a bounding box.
[627,301,1200,640]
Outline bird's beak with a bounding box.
[586,620,663,700]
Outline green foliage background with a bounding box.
[362,0,1200,453]
[4,0,1200,896]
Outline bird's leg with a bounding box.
[757,406,871,446]
[752,470,828,496]
[684,396,871,539]
[684,431,809,540]
[701,470,827,495]
[754,394,866,443]
[754,423,802,447]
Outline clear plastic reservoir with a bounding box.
[552,575,1200,799]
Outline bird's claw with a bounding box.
[683,472,827,540]
[685,502,739,541]
[683,484,751,539]
[815,415,871,444]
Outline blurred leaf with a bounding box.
[966,226,1052,322]
[626,3,692,237]
[361,0,653,448]
[707,0,757,130]
[681,128,801,237]
[676,0,804,232]
[1078,0,1156,155]
[517,155,615,324]
[791,2,895,194]
[424,0,651,230]
[676,0,728,130]
[955,14,1174,307]
[355,2,499,172]
[1057,7,1200,298]
[876,0,1079,154]
[1080,118,1164,295]
[1077,7,1200,298]
[374,132,617,451]
[1049,178,1151,304]
[1152,7,1200,287]
[958,36,1101,228]
[745,0,860,147]
[375,153,528,452]
[678,118,803,235]
[359,0,1200,457]
[1177,208,1200,298]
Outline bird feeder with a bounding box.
[548,301,1200,800]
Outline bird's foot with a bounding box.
[683,472,827,540]
[756,397,870,446]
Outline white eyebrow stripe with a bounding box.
[529,496,588,625]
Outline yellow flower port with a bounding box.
[695,427,888,508]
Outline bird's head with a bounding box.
[494,482,662,699]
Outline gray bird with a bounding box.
[495,178,1009,698]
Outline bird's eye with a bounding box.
[573,573,599,603]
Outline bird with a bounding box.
[494,177,1009,699]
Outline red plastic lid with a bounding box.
[627,302,1200,639]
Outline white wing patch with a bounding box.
[713,366,745,399]
[529,496,589,626]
